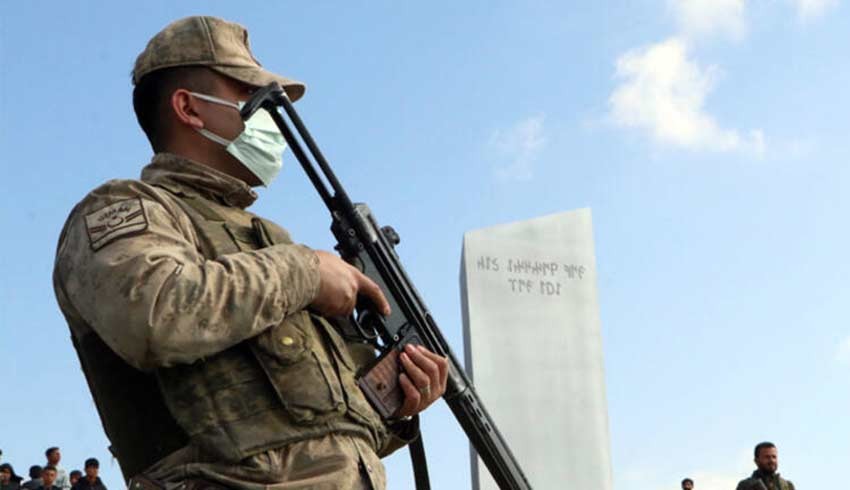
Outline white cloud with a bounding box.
[793,0,840,20]
[608,37,765,155]
[489,115,546,181]
[608,0,837,156]
[836,335,850,364]
[669,0,747,39]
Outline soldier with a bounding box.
[53,15,448,490]
[736,442,796,490]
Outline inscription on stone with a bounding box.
[475,255,586,296]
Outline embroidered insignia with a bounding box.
[85,197,149,251]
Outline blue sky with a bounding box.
[2,1,848,489]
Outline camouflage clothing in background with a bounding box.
[736,471,796,490]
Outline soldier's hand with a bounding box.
[396,344,449,417]
[310,250,391,317]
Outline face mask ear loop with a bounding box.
[189,92,241,110]
[189,92,242,147]
[196,128,233,147]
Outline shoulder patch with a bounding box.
[85,197,149,251]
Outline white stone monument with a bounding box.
[460,208,612,490]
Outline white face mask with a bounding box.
[191,92,288,187]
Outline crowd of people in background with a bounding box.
[1,441,795,489]
[0,447,106,490]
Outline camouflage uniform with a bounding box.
[736,471,796,490]
[53,154,413,489]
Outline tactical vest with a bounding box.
[739,475,794,490]
[67,185,388,480]
[154,187,389,462]
[68,325,188,481]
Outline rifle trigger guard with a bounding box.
[352,310,381,343]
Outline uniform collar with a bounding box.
[141,153,258,209]
[753,469,780,480]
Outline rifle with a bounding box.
[241,82,533,490]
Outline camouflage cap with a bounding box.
[133,16,305,101]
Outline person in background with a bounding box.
[21,466,42,490]
[736,441,795,490]
[65,473,79,489]
[42,449,68,490]
[70,460,105,490]
[0,464,22,490]
[681,477,694,489]
[36,466,59,490]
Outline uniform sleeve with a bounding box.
[378,417,420,457]
[54,180,321,372]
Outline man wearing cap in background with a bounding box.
[70,459,105,490]
[53,15,448,490]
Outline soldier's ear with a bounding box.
[170,89,205,130]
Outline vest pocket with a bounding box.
[311,316,389,432]
[223,223,262,252]
[253,316,309,365]
[311,315,360,372]
[251,312,347,424]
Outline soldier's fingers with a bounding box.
[416,345,447,364]
[355,270,391,316]
[404,344,440,390]
[417,346,449,392]
[397,373,420,417]
[400,351,431,391]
